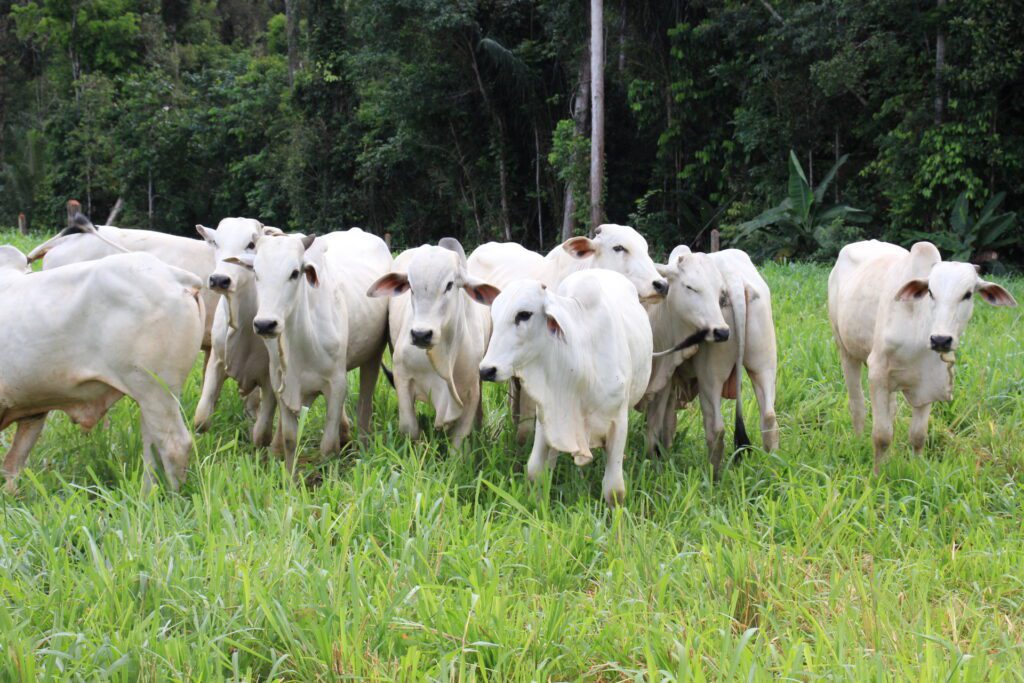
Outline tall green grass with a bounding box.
[1,230,1022,680]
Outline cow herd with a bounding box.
[0,215,1016,504]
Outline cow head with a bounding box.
[561,223,668,301]
[367,238,499,349]
[656,246,731,346]
[226,233,318,338]
[197,218,282,294]
[895,257,1016,354]
[480,279,564,382]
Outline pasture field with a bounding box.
[1,229,1023,681]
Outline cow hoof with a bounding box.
[4,478,17,496]
[603,486,626,507]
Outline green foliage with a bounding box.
[911,190,1018,262]
[2,233,1023,678]
[0,126,47,229]
[734,151,869,259]
[547,118,589,229]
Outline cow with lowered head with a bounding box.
[828,240,1017,472]
[479,269,653,506]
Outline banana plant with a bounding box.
[736,150,869,257]
[910,190,1017,262]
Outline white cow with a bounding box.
[193,218,282,446]
[469,223,669,441]
[229,230,391,472]
[644,247,778,476]
[829,240,1016,472]
[0,246,205,492]
[367,239,500,448]
[28,215,218,351]
[479,270,653,506]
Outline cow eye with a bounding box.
[514,311,533,325]
[686,284,698,293]
[289,269,300,280]
[928,289,934,299]
[962,291,972,301]
[612,245,627,253]
[246,241,255,250]
[445,281,454,292]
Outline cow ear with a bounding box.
[224,254,255,270]
[976,281,1017,307]
[303,263,320,287]
[366,272,410,297]
[542,297,567,341]
[301,234,316,251]
[462,278,501,306]
[261,226,284,237]
[196,225,217,246]
[562,236,596,259]
[895,278,929,301]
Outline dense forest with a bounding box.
[0,0,1021,263]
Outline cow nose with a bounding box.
[253,319,279,336]
[209,274,232,290]
[930,335,953,352]
[480,366,497,382]
[713,327,730,342]
[652,279,669,296]
[410,329,433,348]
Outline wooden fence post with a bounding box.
[18,212,27,235]
[66,199,81,225]
[710,228,720,253]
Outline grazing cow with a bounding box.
[468,223,669,442]
[479,270,653,506]
[0,246,205,492]
[367,239,500,448]
[28,215,218,352]
[829,240,1017,472]
[644,246,778,476]
[228,230,391,472]
[193,218,282,446]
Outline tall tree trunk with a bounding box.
[589,0,605,230]
[285,0,301,86]
[561,51,590,241]
[534,123,544,249]
[934,0,946,125]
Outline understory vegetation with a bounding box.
[1,229,1022,680]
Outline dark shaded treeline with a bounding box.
[1,0,1021,261]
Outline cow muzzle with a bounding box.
[479,366,498,382]
[253,318,281,337]
[712,327,730,342]
[209,273,233,291]
[410,328,434,349]
[929,335,954,352]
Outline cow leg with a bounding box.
[252,386,277,448]
[322,380,349,456]
[396,377,420,440]
[509,379,522,439]
[450,383,480,450]
[243,389,261,420]
[516,386,536,445]
[868,373,895,474]
[644,387,671,456]
[136,391,193,493]
[602,409,628,506]
[526,418,553,484]
[193,355,227,432]
[356,346,384,439]
[909,402,932,456]
[3,416,47,494]
[278,408,300,476]
[839,348,867,435]
[747,367,779,452]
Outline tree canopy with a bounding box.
[1,0,1021,262]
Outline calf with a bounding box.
[829,240,1016,472]
[367,239,500,448]
[229,230,391,472]
[479,270,653,506]
[28,215,218,352]
[193,218,282,446]
[645,247,778,476]
[469,223,669,442]
[0,247,205,492]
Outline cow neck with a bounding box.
[518,297,593,457]
[274,269,340,412]
[222,282,260,381]
[426,291,470,409]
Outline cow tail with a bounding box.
[732,279,751,454]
